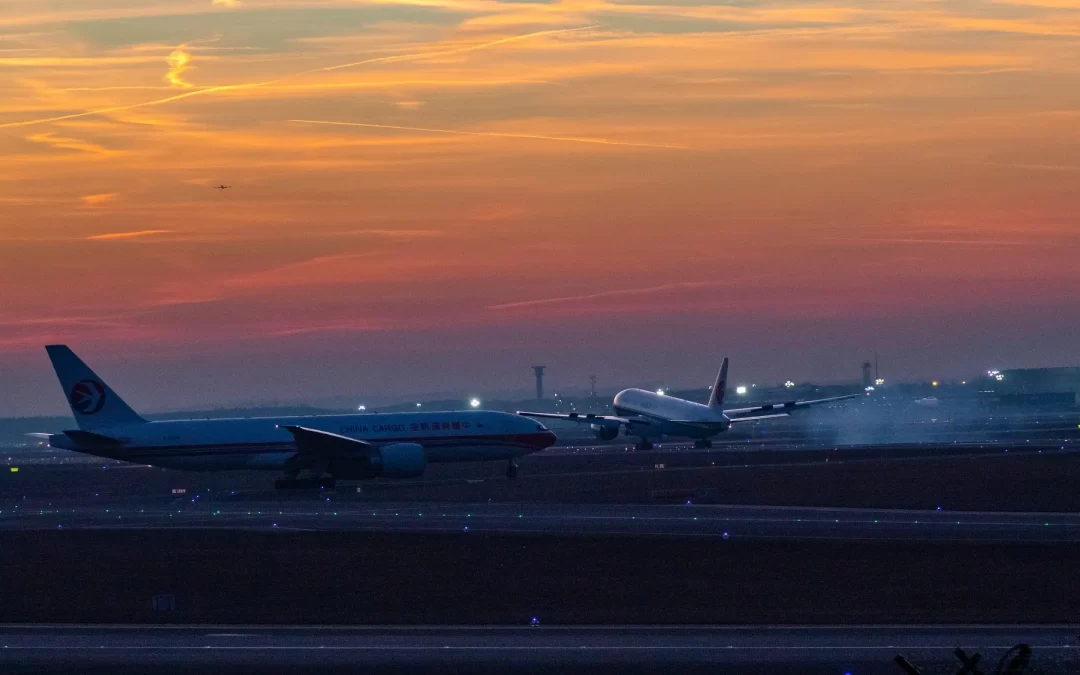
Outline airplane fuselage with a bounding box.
[48,410,555,471]
[612,388,730,440]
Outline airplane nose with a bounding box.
[540,429,557,448]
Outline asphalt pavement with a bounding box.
[4,498,1080,541]
[0,624,1076,673]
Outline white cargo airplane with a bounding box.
[38,345,556,488]
[519,359,859,449]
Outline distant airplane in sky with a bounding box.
[213,184,231,190]
[519,358,859,449]
[37,345,556,488]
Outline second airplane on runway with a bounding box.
[519,358,859,449]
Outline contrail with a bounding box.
[831,237,1037,247]
[290,119,689,150]
[292,26,599,76]
[87,229,170,240]
[489,281,730,310]
[0,27,598,130]
[0,84,259,129]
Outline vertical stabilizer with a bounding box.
[45,345,145,430]
[706,358,729,409]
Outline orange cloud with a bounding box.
[0,26,597,130]
[80,193,118,206]
[4,0,1080,377]
[164,46,193,88]
[27,132,114,155]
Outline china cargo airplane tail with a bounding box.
[45,345,145,430]
[705,357,728,409]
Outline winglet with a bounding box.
[706,358,729,409]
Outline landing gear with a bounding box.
[506,460,519,479]
[635,440,655,451]
[694,439,713,449]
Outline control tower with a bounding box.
[532,366,546,400]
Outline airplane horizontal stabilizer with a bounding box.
[61,429,127,447]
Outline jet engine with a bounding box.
[375,443,426,478]
[590,423,620,441]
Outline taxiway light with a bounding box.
[469,398,481,408]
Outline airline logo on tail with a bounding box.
[69,380,106,415]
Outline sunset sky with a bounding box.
[2,0,1080,415]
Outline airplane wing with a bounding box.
[724,393,861,419]
[727,413,791,424]
[278,425,378,455]
[517,411,654,427]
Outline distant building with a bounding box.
[993,366,1080,406]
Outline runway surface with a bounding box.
[1,624,1077,673]
[5,442,1080,538]
[4,499,1080,541]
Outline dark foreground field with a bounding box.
[3,529,1077,624]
